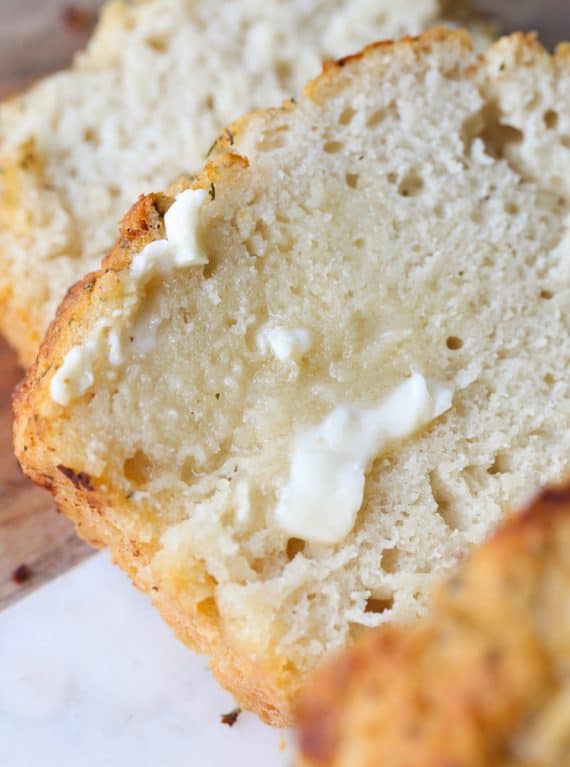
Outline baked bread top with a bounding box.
[296,483,570,767]
[14,29,570,724]
[0,0,492,365]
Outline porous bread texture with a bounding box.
[0,0,494,366]
[14,30,570,725]
[296,484,570,767]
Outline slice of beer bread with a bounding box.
[14,30,570,724]
[297,484,570,767]
[0,0,493,365]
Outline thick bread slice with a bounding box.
[14,30,570,725]
[0,0,494,366]
[296,484,570,767]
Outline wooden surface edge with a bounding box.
[0,1,102,610]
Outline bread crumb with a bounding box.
[12,564,33,585]
[220,707,241,727]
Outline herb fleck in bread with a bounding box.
[14,29,570,725]
[297,484,570,767]
[0,0,493,365]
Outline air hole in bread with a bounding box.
[338,107,356,125]
[202,257,219,280]
[429,470,466,530]
[146,36,167,52]
[196,596,219,620]
[544,109,558,130]
[365,595,394,614]
[275,59,293,88]
[323,140,344,154]
[180,456,196,484]
[83,128,97,143]
[462,465,489,494]
[480,118,523,160]
[470,208,482,224]
[255,219,272,242]
[446,336,463,350]
[124,450,155,486]
[277,237,295,255]
[487,452,511,475]
[398,169,424,197]
[257,128,289,152]
[540,289,554,300]
[462,103,523,161]
[257,135,287,152]
[286,537,306,561]
[366,108,386,128]
[345,173,359,189]
[380,547,399,574]
[505,201,519,215]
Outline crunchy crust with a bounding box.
[13,188,296,725]
[13,29,569,726]
[296,484,570,766]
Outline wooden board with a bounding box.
[0,1,105,610]
[0,0,569,610]
[0,339,91,609]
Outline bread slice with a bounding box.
[0,0,494,366]
[296,483,570,767]
[14,29,570,725]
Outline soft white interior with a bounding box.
[47,34,570,677]
[0,0,485,351]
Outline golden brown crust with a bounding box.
[296,485,570,766]
[13,185,297,726]
[14,28,568,727]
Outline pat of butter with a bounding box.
[275,373,453,545]
[50,342,97,406]
[257,325,312,362]
[50,188,208,406]
[130,188,208,279]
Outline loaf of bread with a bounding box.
[296,483,570,767]
[0,0,493,365]
[14,29,570,725]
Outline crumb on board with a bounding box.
[12,563,33,585]
[220,707,242,727]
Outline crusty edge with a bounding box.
[295,482,570,765]
[13,29,567,725]
[13,186,298,725]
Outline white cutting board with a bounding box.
[0,553,291,767]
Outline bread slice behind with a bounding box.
[14,29,570,724]
[0,0,495,364]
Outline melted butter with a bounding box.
[275,373,454,544]
[50,189,207,406]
